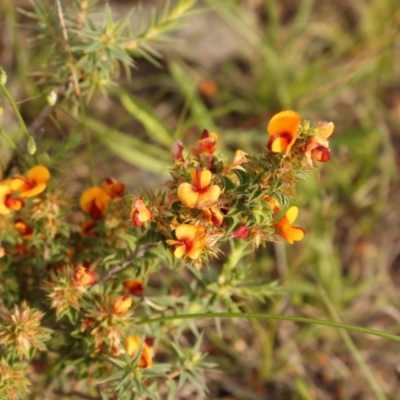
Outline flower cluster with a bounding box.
[0,109,333,399]
[130,110,334,266]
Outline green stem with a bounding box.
[137,312,400,344]
[0,128,29,167]
[0,84,30,139]
[317,282,387,400]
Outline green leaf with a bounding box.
[85,117,170,174]
[116,89,174,147]
[219,175,236,193]
[231,168,251,184]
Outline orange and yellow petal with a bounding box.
[274,206,305,244]
[292,226,305,242]
[317,121,335,139]
[267,110,301,153]
[14,219,34,240]
[72,265,96,287]
[311,146,330,162]
[80,187,110,219]
[286,206,299,224]
[196,185,221,209]
[10,176,31,192]
[112,295,132,315]
[125,336,153,368]
[191,168,212,190]
[232,150,247,166]
[28,165,50,184]
[177,183,199,208]
[175,224,200,241]
[0,184,13,215]
[263,196,280,213]
[19,182,47,198]
[101,178,125,198]
[268,133,292,153]
[203,206,224,227]
[123,279,144,296]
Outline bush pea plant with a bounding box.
[1,1,399,399]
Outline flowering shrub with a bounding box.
[0,96,334,397]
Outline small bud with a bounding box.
[125,336,154,368]
[231,224,251,239]
[112,295,132,315]
[0,67,7,85]
[47,89,58,106]
[27,136,37,155]
[123,279,144,296]
[71,265,96,287]
[171,139,185,162]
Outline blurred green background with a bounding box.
[1,0,400,398]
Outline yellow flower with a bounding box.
[11,165,50,198]
[304,122,334,163]
[101,177,125,198]
[112,295,132,315]
[123,279,145,296]
[166,224,206,260]
[178,169,221,209]
[80,187,110,219]
[14,219,34,240]
[203,206,224,227]
[267,110,302,154]
[274,206,305,244]
[130,198,152,227]
[0,181,24,215]
[71,265,96,287]
[125,336,154,368]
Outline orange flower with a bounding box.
[267,110,302,154]
[125,336,154,368]
[81,221,97,237]
[171,140,185,163]
[112,295,132,315]
[71,265,96,287]
[317,121,335,139]
[166,224,206,260]
[274,206,305,244]
[232,150,247,167]
[304,137,331,162]
[262,196,280,213]
[123,279,144,296]
[198,79,218,97]
[14,219,34,240]
[203,206,224,227]
[0,181,24,215]
[178,169,221,209]
[191,130,218,159]
[11,165,50,198]
[101,178,125,198]
[304,122,334,163]
[130,198,151,227]
[80,187,110,219]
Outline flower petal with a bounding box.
[175,224,199,241]
[267,110,301,137]
[19,182,47,198]
[196,185,221,209]
[267,110,301,153]
[292,227,305,242]
[28,165,50,184]
[286,206,299,224]
[317,121,334,139]
[177,183,198,208]
[268,133,292,153]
